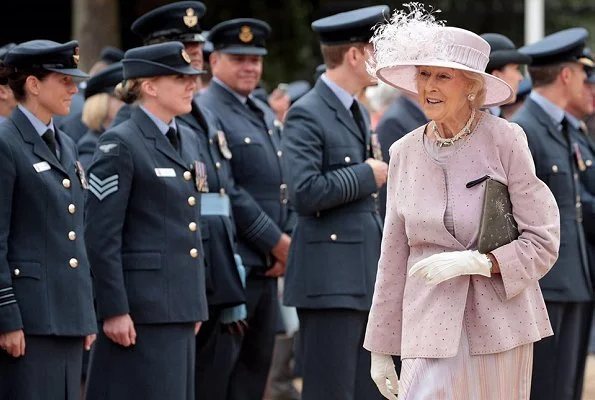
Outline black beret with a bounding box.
[311,5,390,45]
[122,41,204,79]
[4,40,88,78]
[131,1,206,44]
[84,62,123,99]
[209,18,271,56]
[481,33,532,72]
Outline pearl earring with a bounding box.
[467,93,475,102]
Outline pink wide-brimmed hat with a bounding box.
[368,4,514,108]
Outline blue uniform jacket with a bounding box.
[513,98,592,302]
[281,79,382,310]
[77,129,101,170]
[197,81,293,271]
[0,107,96,335]
[84,107,208,324]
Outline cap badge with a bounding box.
[73,47,80,65]
[578,57,594,68]
[181,49,192,64]
[183,8,198,28]
[239,26,254,43]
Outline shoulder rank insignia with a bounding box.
[89,173,119,201]
[217,130,233,160]
[98,142,119,155]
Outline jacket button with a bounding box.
[277,150,283,157]
[190,248,199,258]
[551,165,558,173]
[68,204,76,214]
[587,159,593,167]
[215,162,221,169]
[188,196,196,206]
[183,171,192,181]
[576,202,581,208]
[189,222,197,232]
[69,258,79,269]
[14,268,20,276]
[330,234,337,241]
[371,192,378,199]
[68,231,76,241]
[344,156,351,163]
[268,129,273,136]
[244,137,252,144]
[209,139,213,144]
[62,179,71,189]
[220,188,226,195]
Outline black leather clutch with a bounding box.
[467,175,520,254]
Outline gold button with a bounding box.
[330,234,337,241]
[244,137,252,144]
[188,196,196,206]
[552,165,558,173]
[219,188,226,195]
[183,171,192,181]
[62,178,71,189]
[190,248,199,258]
[215,162,221,168]
[14,269,20,276]
[68,204,76,214]
[189,222,197,232]
[344,156,351,163]
[68,231,76,241]
[587,159,593,167]
[69,258,79,269]
[268,129,273,136]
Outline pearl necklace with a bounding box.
[432,108,476,148]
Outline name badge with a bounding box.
[155,168,176,177]
[33,161,51,173]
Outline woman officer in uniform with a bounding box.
[84,42,208,400]
[0,40,97,400]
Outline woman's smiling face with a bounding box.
[415,66,470,123]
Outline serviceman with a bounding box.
[197,18,294,400]
[282,6,389,400]
[512,28,594,400]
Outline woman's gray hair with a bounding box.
[459,70,487,109]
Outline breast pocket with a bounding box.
[303,223,367,297]
[122,252,165,313]
[229,134,269,181]
[540,158,573,205]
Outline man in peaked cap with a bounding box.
[282,6,390,400]
[197,17,296,400]
[511,27,594,400]
[0,43,17,123]
[481,33,532,119]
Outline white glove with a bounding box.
[371,352,399,400]
[408,250,491,285]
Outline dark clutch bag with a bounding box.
[467,175,520,254]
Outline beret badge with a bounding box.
[181,49,192,64]
[239,26,254,43]
[183,8,198,28]
[73,47,80,65]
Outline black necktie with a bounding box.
[560,117,570,143]
[246,97,265,121]
[42,129,57,157]
[350,100,367,138]
[166,127,180,152]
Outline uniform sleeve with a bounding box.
[363,144,409,354]
[228,181,283,253]
[490,125,561,300]
[84,134,134,320]
[0,138,23,333]
[282,105,378,215]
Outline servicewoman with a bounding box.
[77,62,124,169]
[83,42,208,400]
[0,40,97,400]
[197,18,295,400]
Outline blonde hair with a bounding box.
[81,93,110,132]
[460,70,486,109]
[114,79,143,104]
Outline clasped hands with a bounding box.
[409,250,491,285]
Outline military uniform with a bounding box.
[513,28,593,400]
[282,7,389,400]
[84,42,208,400]
[0,41,96,400]
[197,18,294,400]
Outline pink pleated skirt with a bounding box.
[399,328,534,400]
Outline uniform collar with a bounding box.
[564,111,582,130]
[529,91,565,129]
[139,105,177,135]
[320,73,356,111]
[17,104,54,136]
[212,77,248,104]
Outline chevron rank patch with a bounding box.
[89,173,119,201]
[98,142,119,155]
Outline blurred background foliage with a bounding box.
[1,0,594,90]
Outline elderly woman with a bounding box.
[364,6,560,400]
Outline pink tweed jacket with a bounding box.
[364,113,560,359]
